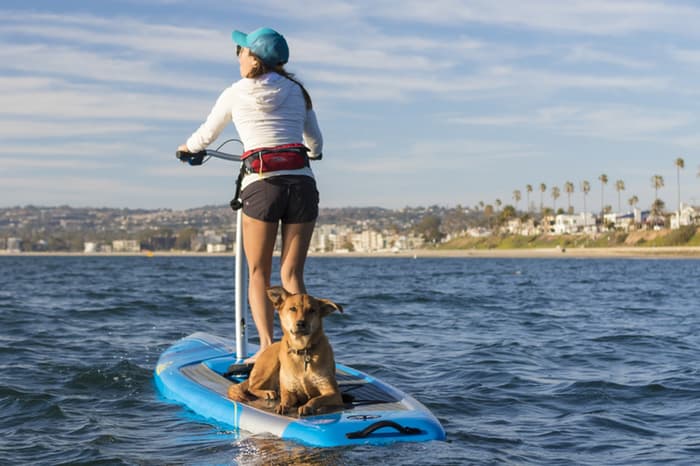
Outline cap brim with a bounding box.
[231,30,248,47]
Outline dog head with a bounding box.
[266,287,343,341]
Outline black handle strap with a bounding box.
[345,420,423,439]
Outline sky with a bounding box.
[2,0,700,213]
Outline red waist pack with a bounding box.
[241,143,309,174]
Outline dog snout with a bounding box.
[295,319,307,329]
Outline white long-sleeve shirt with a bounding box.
[186,72,322,190]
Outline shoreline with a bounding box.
[2,246,700,259]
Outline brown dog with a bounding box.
[227,286,344,416]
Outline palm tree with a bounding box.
[526,184,533,213]
[581,180,591,227]
[598,173,608,219]
[483,204,494,229]
[551,186,561,213]
[650,198,666,227]
[495,198,502,213]
[564,181,575,214]
[513,190,522,212]
[615,180,625,213]
[539,183,546,215]
[628,195,640,226]
[675,157,685,215]
[652,174,664,202]
[628,195,639,211]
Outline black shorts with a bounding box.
[241,175,319,223]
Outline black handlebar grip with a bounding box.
[176,150,206,166]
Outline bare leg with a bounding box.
[242,213,278,362]
[279,221,316,294]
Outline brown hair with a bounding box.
[247,53,312,110]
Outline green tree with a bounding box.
[650,198,666,227]
[175,227,198,251]
[513,190,522,212]
[675,157,685,214]
[499,205,517,224]
[442,206,469,235]
[551,186,561,213]
[651,174,664,203]
[414,214,444,244]
[526,184,533,213]
[564,181,575,213]
[539,183,546,215]
[598,173,608,218]
[581,180,591,226]
[483,204,495,229]
[628,195,639,211]
[615,180,625,213]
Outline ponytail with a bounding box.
[247,54,313,110]
[276,68,313,110]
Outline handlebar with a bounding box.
[176,150,242,166]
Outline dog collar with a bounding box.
[288,344,315,371]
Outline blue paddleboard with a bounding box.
[154,332,446,447]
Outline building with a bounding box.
[670,203,699,229]
[7,237,22,252]
[112,240,140,253]
[206,243,227,253]
[553,213,596,235]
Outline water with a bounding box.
[2,255,700,465]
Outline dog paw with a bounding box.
[298,404,316,417]
[261,390,278,401]
[276,404,290,415]
[227,385,244,401]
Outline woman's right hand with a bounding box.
[177,144,190,153]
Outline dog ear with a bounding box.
[316,298,343,316]
[267,286,290,309]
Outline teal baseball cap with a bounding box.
[232,27,289,67]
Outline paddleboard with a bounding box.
[154,332,446,447]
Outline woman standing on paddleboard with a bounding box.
[178,27,323,362]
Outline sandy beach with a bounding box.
[401,246,700,259]
[4,246,700,259]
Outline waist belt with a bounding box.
[230,143,310,211]
[241,143,310,175]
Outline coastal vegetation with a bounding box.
[440,226,700,251]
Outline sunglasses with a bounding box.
[236,45,241,56]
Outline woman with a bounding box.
[178,27,322,362]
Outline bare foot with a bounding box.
[244,348,265,364]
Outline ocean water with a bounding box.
[2,255,700,465]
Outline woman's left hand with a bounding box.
[177,144,189,153]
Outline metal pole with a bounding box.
[234,208,247,360]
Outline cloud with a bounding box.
[0,75,215,123]
[563,45,651,69]
[447,104,696,142]
[366,0,700,37]
[668,47,700,65]
[0,11,231,61]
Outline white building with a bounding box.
[670,203,699,229]
[553,213,596,235]
[112,239,140,253]
[352,230,385,252]
[7,237,22,252]
[206,243,227,253]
